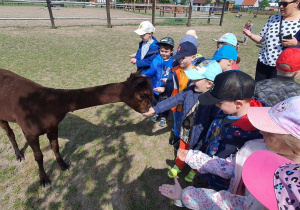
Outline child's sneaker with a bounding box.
[242,42,247,45]
[168,165,182,178]
[159,117,167,127]
[151,114,159,122]
[185,170,196,182]
[169,136,180,146]
[174,200,185,207]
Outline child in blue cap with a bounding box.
[211,45,238,72]
[143,60,222,183]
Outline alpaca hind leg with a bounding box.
[26,136,51,186]
[0,120,24,161]
[47,127,69,171]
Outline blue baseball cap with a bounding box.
[184,60,222,81]
[213,33,237,47]
[212,45,238,61]
[173,42,197,60]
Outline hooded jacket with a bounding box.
[134,37,159,73]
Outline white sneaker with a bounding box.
[174,200,185,207]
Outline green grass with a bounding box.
[0,6,275,210]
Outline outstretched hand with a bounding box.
[142,107,155,116]
[243,28,252,37]
[158,177,183,200]
[177,148,188,162]
[153,87,165,93]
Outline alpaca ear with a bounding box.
[132,77,148,90]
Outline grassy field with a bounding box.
[0,6,269,210]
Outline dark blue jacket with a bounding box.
[153,85,219,149]
[134,37,159,73]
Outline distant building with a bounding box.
[241,0,259,8]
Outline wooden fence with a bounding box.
[1,0,224,29]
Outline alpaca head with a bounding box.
[122,73,153,113]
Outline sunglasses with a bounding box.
[278,0,297,7]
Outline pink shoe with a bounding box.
[242,42,247,45]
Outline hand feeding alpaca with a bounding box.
[0,68,153,186]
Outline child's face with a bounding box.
[178,55,195,69]
[140,33,152,42]
[217,42,226,49]
[216,100,238,115]
[260,131,293,156]
[218,59,234,72]
[159,47,173,61]
[193,79,212,93]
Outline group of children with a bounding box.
[129,20,300,209]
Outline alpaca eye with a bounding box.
[139,95,147,99]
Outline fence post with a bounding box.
[174,5,177,17]
[46,0,55,29]
[106,0,112,28]
[152,0,155,25]
[207,3,212,24]
[219,0,226,26]
[186,2,192,27]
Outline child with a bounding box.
[213,33,240,69]
[243,151,300,209]
[211,45,238,72]
[159,96,300,209]
[154,41,198,146]
[143,60,222,182]
[142,37,175,127]
[243,20,253,45]
[196,70,265,191]
[255,47,300,106]
[129,21,159,74]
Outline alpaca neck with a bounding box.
[60,82,125,112]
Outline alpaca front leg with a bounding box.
[26,136,51,186]
[47,128,69,171]
[0,120,24,161]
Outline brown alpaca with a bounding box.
[0,68,153,186]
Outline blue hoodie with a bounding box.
[142,54,173,95]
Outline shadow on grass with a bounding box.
[23,105,179,209]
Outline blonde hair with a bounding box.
[282,134,300,152]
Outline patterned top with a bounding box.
[182,150,256,209]
[258,14,300,67]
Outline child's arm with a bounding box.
[136,53,157,69]
[181,186,257,209]
[178,149,235,179]
[159,177,258,209]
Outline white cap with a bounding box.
[134,21,155,35]
[186,30,198,39]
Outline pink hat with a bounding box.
[242,150,299,209]
[247,96,300,140]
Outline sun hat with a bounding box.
[134,21,155,35]
[172,42,197,60]
[211,45,238,61]
[198,70,255,105]
[247,96,300,140]
[179,35,198,47]
[213,33,238,47]
[156,37,175,48]
[186,30,198,39]
[184,60,222,81]
[242,150,300,210]
[276,47,300,72]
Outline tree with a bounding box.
[260,0,270,10]
[205,0,212,4]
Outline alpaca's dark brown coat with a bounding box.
[0,68,153,185]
